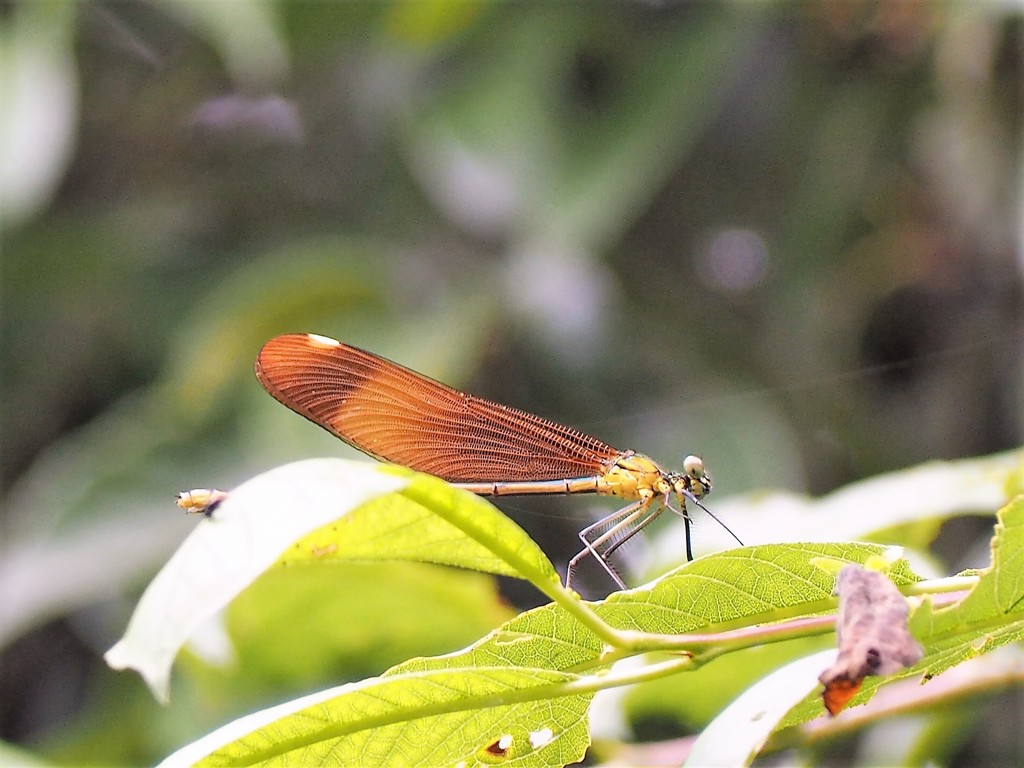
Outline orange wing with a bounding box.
[255,334,619,483]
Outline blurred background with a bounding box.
[2,1,1022,765]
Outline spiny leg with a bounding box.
[567,498,658,591]
[600,498,667,562]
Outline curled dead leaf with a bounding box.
[819,564,923,715]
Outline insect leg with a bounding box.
[567,499,656,591]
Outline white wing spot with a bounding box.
[306,334,341,347]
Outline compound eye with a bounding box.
[683,455,705,480]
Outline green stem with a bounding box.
[575,585,976,672]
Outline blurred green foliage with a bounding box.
[2,1,1021,765]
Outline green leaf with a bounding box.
[106,459,561,702]
[105,459,408,701]
[607,542,920,635]
[911,495,1024,677]
[426,542,918,686]
[280,470,559,586]
[158,666,591,768]
[160,541,921,766]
